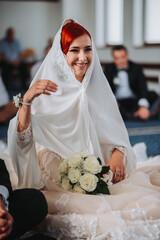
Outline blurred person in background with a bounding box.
[104,45,158,120]
[0,28,28,90]
[0,73,17,123]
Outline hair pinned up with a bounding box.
[61,19,91,55]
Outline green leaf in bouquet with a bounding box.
[97,157,102,165]
[86,189,97,195]
[69,181,76,188]
[96,173,101,179]
[96,179,110,195]
[101,166,110,174]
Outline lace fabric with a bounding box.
[17,122,32,142]
[39,212,160,240]
[36,149,160,240]
[17,121,33,148]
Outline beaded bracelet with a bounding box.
[13,93,32,108]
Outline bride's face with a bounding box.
[66,34,92,82]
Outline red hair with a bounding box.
[61,19,91,55]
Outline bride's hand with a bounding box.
[23,80,58,103]
[107,149,125,183]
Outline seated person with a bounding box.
[7,19,160,239]
[150,95,160,118]
[0,28,28,90]
[0,158,48,240]
[0,74,17,123]
[104,45,158,120]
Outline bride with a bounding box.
[7,19,160,239]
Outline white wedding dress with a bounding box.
[39,150,160,240]
[4,20,160,239]
[2,128,160,240]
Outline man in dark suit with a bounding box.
[0,158,48,239]
[104,45,157,120]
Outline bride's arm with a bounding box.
[18,80,58,132]
[107,148,125,184]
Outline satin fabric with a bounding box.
[8,20,135,188]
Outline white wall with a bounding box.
[0,0,160,63]
[0,1,62,59]
[62,0,95,39]
[97,0,160,63]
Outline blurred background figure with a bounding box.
[150,95,160,119]
[104,45,158,120]
[0,27,29,90]
[30,38,53,80]
[0,73,17,124]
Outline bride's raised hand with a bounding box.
[107,148,126,184]
[23,80,58,103]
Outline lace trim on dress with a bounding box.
[114,146,125,154]
[54,194,70,214]
[54,40,75,85]
[17,122,32,141]
[42,212,160,240]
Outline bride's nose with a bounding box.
[78,50,87,61]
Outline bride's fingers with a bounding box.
[35,83,58,93]
[109,166,115,181]
[36,80,58,88]
[123,168,126,179]
[114,168,121,183]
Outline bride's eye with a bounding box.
[70,49,78,53]
[85,47,92,52]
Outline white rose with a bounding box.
[68,154,82,168]
[61,177,72,191]
[79,173,98,192]
[83,156,102,174]
[77,151,91,158]
[13,96,20,107]
[68,168,81,183]
[72,184,85,194]
[58,160,69,175]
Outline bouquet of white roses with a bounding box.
[58,152,111,195]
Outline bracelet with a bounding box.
[13,93,32,108]
[20,101,32,106]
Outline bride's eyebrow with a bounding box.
[70,45,92,49]
[70,46,79,49]
[85,45,92,48]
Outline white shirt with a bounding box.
[115,70,136,100]
[115,70,149,108]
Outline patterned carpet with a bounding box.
[125,120,160,156]
[0,120,160,156]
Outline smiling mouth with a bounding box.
[74,62,88,67]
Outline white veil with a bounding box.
[8,20,136,188]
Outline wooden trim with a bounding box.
[137,63,160,70]
[144,42,160,47]
[101,62,160,83]
[101,62,160,70]
[146,77,159,83]
[104,43,160,48]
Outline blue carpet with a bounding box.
[1,117,160,156]
[124,120,160,156]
